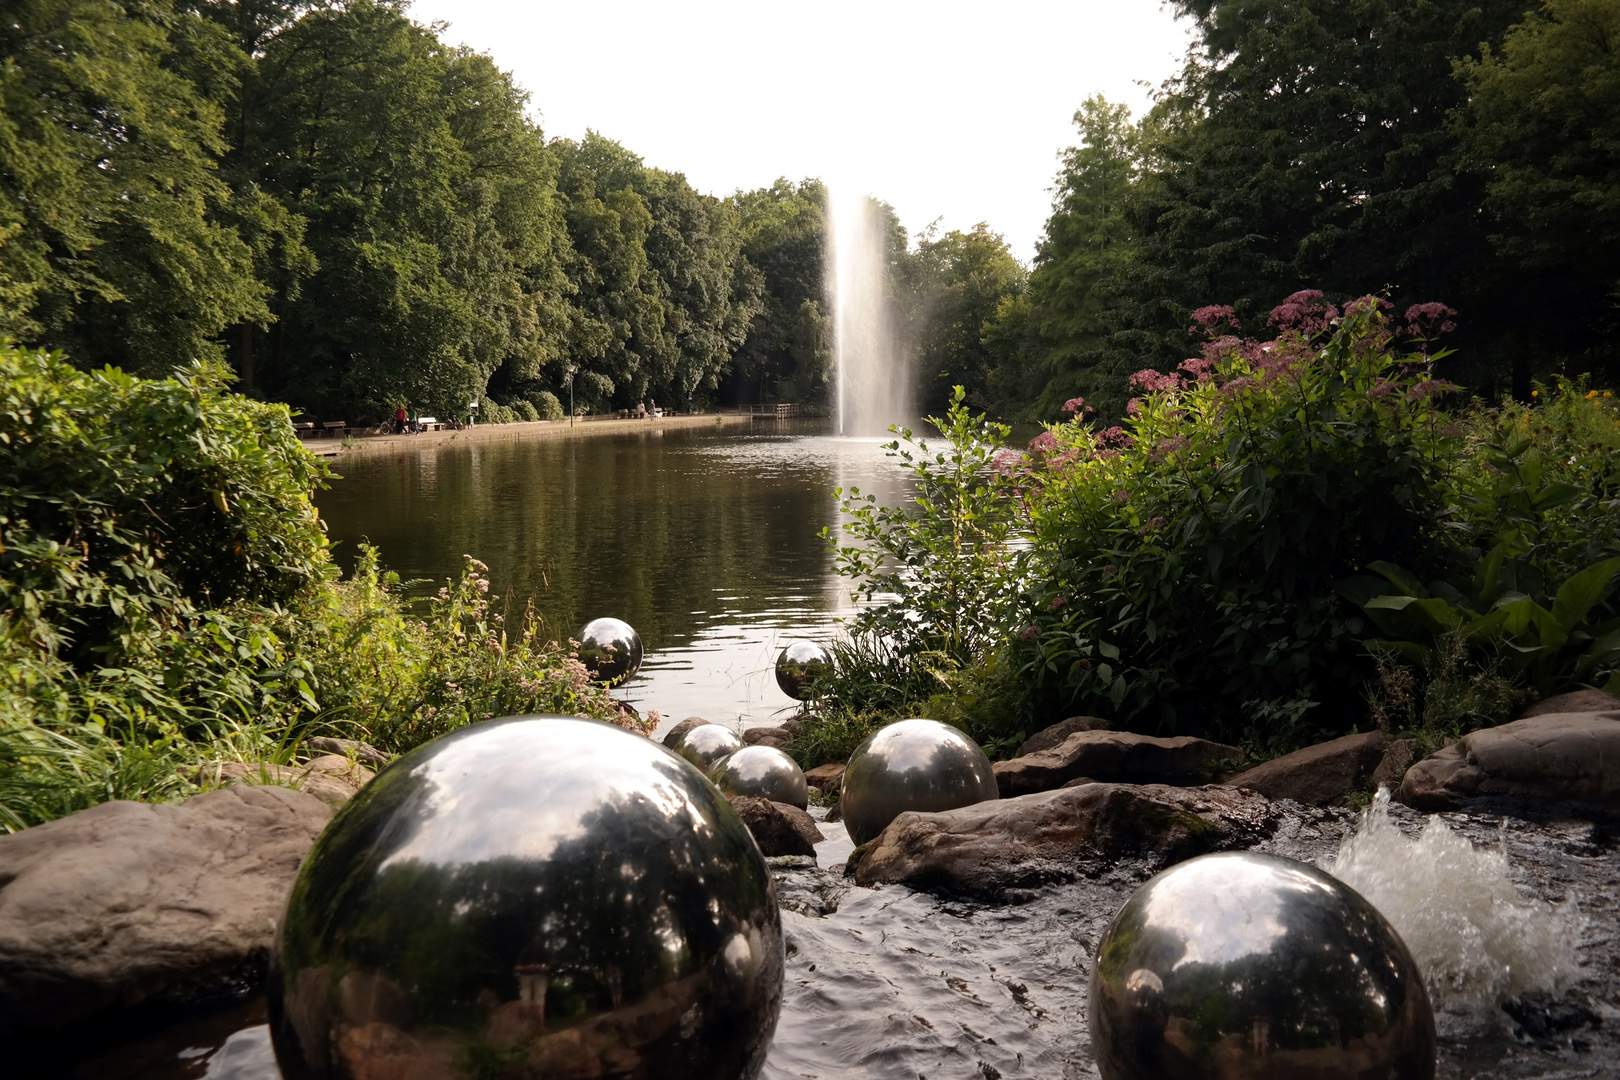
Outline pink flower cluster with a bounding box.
[1027,430,1059,454]
[1129,368,1183,394]
[1061,396,1087,414]
[1189,305,1238,335]
[1268,290,1339,336]
[1095,426,1133,447]
[1406,379,1460,403]
[1403,302,1457,337]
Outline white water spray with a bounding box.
[1324,787,1581,1009]
[826,187,911,436]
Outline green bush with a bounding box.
[510,399,540,423]
[1,344,331,670]
[0,346,630,830]
[1010,295,1465,747]
[531,390,565,422]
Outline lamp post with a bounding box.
[566,365,576,429]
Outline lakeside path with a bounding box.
[309,412,760,457]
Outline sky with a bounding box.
[409,0,1195,262]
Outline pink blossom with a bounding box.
[1403,301,1457,337]
[1189,305,1238,335]
[1113,489,1129,501]
[1406,379,1460,403]
[1219,375,1255,397]
[1129,368,1183,394]
[1096,426,1133,448]
[1141,516,1168,533]
[1151,435,1190,460]
[991,448,1023,474]
[1061,396,1087,414]
[1268,290,1339,336]
[1343,295,1393,317]
[1027,430,1059,454]
[1093,449,1122,460]
[1125,398,1143,417]
[1178,357,1215,382]
[1368,379,1398,400]
[1019,625,1040,641]
[1047,596,1069,610]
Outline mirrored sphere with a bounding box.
[577,617,644,685]
[677,724,745,777]
[712,746,809,810]
[774,640,833,701]
[840,718,999,846]
[269,716,783,1080]
[1089,851,1436,1080]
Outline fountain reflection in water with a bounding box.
[827,187,910,437]
[1325,787,1582,1008]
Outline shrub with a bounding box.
[531,390,565,422]
[1010,295,1468,748]
[510,399,540,423]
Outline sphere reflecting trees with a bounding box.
[577,618,644,686]
[774,640,833,701]
[712,746,810,810]
[1089,851,1435,1080]
[269,716,783,1080]
[677,724,745,776]
[839,719,998,846]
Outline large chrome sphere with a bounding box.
[840,718,998,846]
[577,617,644,686]
[1089,851,1435,1080]
[712,746,809,810]
[676,724,745,776]
[774,640,833,700]
[269,716,783,1080]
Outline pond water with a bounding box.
[313,421,911,731]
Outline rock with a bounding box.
[199,755,373,806]
[743,719,799,747]
[1370,738,1412,788]
[662,716,708,749]
[804,763,846,791]
[303,736,391,770]
[1018,715,1109,757]
[1399,711,1620,816]
[1224,730,1393,806]
[855,783,1280,899]
[0,785,333,1038]
[1521,689,1620,718]
[728,796,824,857]
[992,730,1245,797]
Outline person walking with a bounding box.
[394,404,407,434]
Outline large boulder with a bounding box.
[804,762,846,791]
[742,719,798,749]
[855,783,1280,899]
[1399,711,1620,816]
[992,730,1245,797]
[728,796,824,857]
[0,785,332,1038]
[1018,715,1109,757]
[1225,730,1406,806]
[1520,689,1620,719]
[198,753,374,806]
[303,736,391,770]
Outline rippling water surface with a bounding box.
[314,421,910,729]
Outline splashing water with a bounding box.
[1324,787,1582,1008]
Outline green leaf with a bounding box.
[1367,561,1427,598]
[1551,557,1620,634]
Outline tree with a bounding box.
[728,179,830,406]
[0,0,269,373]
[1456,0,1620,381]
[912,223,1026,413]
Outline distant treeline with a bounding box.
[977,0,1620,421]
[4,0,1614,424]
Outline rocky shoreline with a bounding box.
[4,691,1618,1077]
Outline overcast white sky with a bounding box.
[408,1,1194,262]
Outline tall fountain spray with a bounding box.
[827,187,911,436]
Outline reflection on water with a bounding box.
[314,421,910,728]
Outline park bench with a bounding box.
[322,421,348,437]
[293,422,316,439]
[416,416,443,431]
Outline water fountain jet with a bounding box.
[826,187,911,436]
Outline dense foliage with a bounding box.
[981,0,1619,422]
[0,345,626,829]
[816,301,1620,764]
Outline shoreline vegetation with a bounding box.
[327,410,762,455]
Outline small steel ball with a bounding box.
[712,746,810,810]
[839,718,998,846]
[677,724,745,776]
[774,640,833,701]
[1088,851,1436,1080]
[269,716,783,1080]
[577,617,644,686]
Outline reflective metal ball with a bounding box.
[269,716,783,1080]
[774,640,833,700]
[1088,851,1435,1080]
[839,718,999,846]
[577,617,644,686]
[676,724,745,777]
[712,746,809,810]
